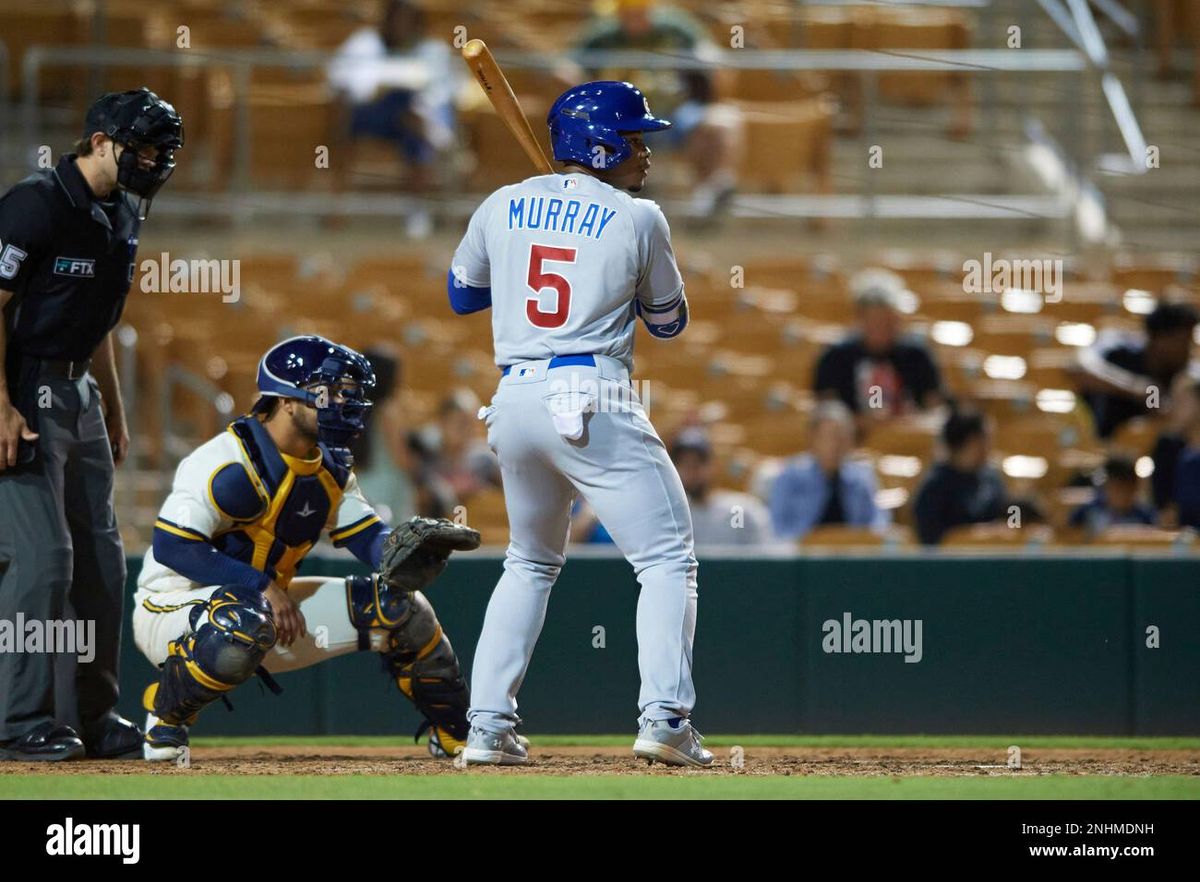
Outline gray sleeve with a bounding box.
[451,193,494,288]
[633,200,684,311]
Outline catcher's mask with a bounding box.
[83,87,184,218]
[252,336,377,463]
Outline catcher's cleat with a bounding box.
[142,684,189,762]
[426,726,466,759]
[143,712,189,762]
[462,726,529,766]
[632,718,714,768]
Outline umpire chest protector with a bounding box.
[0,154,140,367]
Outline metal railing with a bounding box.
[17,44,1097,226]
[159,362,235,463]
[1036,0,1149,174]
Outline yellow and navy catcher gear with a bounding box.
[146,585,277,727]
[379,516,482,593]
[144,413,386,593]
[347,575,469,754]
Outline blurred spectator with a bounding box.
[328,0,459,237]
[576,0,744,217]
[1149,372,1197,519]
[913,410,1009,546]
[1073,302,1199,439]
[670,428,773,548]
[813,268,944,422]
[769,401,887,541]
[350,345,418,523]
[404,429,458,519]
[1069,455,1156,535]
[1167,376,1200,529]
[569,497,615,545]
[413,388,501,503]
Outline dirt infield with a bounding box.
[2,744,1196,777]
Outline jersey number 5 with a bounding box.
[526,243,576,329]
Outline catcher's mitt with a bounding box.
[379,516,482,592]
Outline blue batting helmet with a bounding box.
[546,81,671,170]
[252,336,376,459]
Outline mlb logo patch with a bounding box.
[562,178,578,190]
[53,257,95,278]
[518,366,537,378]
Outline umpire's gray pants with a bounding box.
[0,370,126,740]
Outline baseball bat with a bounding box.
[461,38,555,174]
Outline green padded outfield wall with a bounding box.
[113,553,1200,736]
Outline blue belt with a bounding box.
[501,354,596,377]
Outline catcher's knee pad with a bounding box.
[148,585,277,726]
[347,576,469,744]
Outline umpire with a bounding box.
[0,89,183,760]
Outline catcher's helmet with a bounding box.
[546,81,671,170]
[83,87,184,214]
[252,336,376,460]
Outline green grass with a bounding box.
[1,774,1197,800]
[189,733,1200,751]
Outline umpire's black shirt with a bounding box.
[0,153,140,364]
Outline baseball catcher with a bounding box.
[131,335,480,760]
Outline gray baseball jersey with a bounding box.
[451,171,699,737]
[451,172,685,371]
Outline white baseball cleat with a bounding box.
[633,717,714,767]
[461,726,530,765]
[143,712,189,762]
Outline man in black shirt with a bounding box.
[813,268,944,420]
[913,410,1009,545]
[0,89,183,761]
[1073,303,1198,439]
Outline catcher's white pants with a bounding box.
[131,576,391,673]
[468,355,699,734]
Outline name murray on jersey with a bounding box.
[507,196,618,239]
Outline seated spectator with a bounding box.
[413,389,501,505]
[569,497,615,545]
[769,402,888,541]
[1072,302,1199,439]
[913,410,1009,545]
[404,430,458,520]
[1069,455,1157,535]
[814,268,944,422]
[349,345,417,523]
[1149,372,1196,520]
[670,428,774,548]
[1168,376,1200,529]
[575,0,744,217]
[328,0,459,237]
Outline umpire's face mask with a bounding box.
[115,141,178,209]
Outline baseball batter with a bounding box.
[449,81,711,767]
[131,336,481,760]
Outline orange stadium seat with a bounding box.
[801,524,912,548]
[734,98,833,194]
